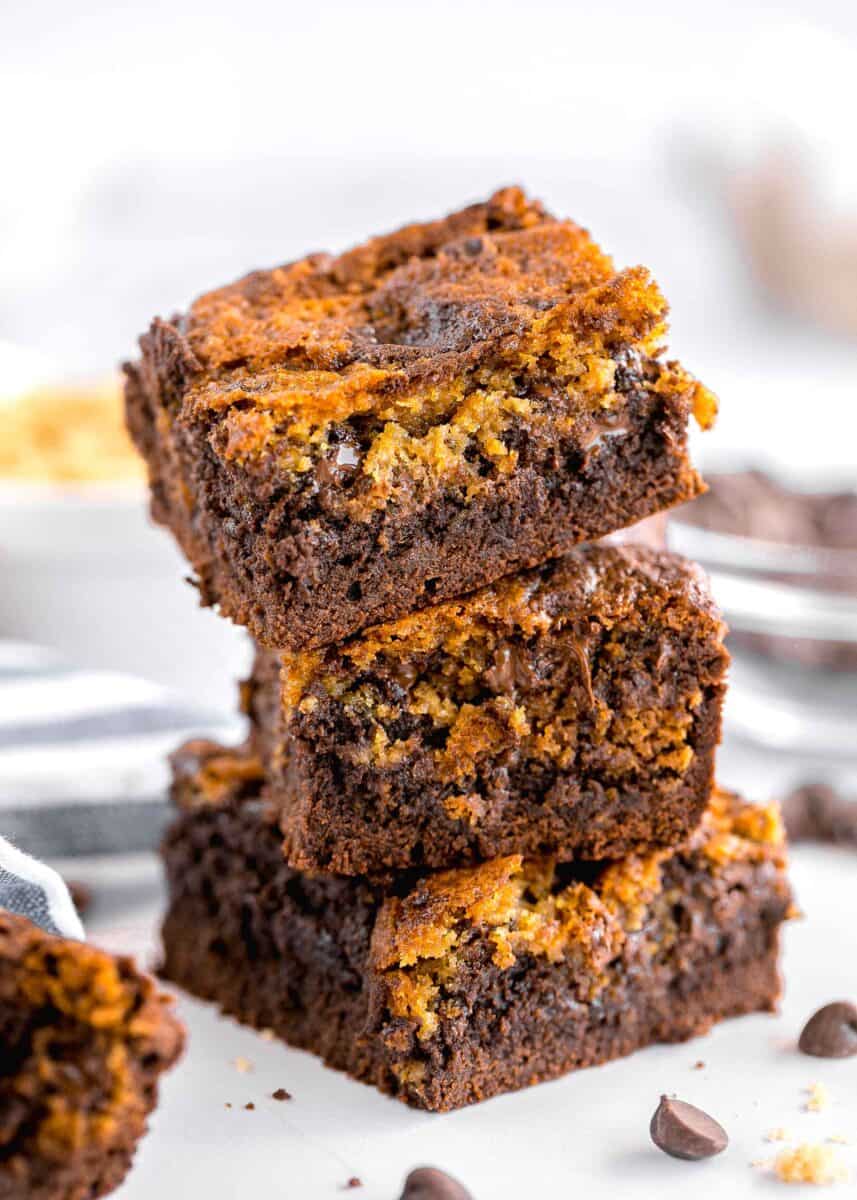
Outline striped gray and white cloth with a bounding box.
[0,639,242,858]
[0,835,85,938]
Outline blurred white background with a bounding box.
[4,0,857,458]
[2,0,856,703]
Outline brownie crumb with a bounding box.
[772,1144,848,1185]
[244,1102,255,1111]
[804,1083,830,1113]
[272,1088,292,1101]
[692,1060,706,1070]
[343,1179,362,1190]
[765,1128,791,1143]
[66,880,92,915]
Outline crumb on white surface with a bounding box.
[804,1083,830,1113]
[233,1056,254,1074]
[766,1128,791,1142]
[773,1144,848,1185]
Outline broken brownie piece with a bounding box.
[160,743,791,1113]
[0,912,183,1200]
[242,544,728,873]
[125,186,715,651]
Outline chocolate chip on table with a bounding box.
[798,1002,857,1059]
[271,1087,292,1101]
[65,880,92,915]
[399,1166,473,1200]
[650,1095,728,1161]
[781,784,857,848]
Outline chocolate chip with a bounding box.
[65,880,92,915]
[799,1002,857,1058]
[483,643,533,696]
[399,1166,473,1200]
[387,658,420,691]
[244,1102,255,1111]
[483,645,516,695]
[781,784,857,848]
[271,1087,292,1101]
[650,1095,728,1161]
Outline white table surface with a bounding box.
[70,835,857,1200]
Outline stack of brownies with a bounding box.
[125,187,792,1112]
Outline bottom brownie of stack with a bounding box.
[160,741,792,1113]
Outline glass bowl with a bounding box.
[668,473,857,759]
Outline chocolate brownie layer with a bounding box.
[241,545,728,873]
[125,187,715,651]
[0,913,183,1200]
[161,745,791,1113]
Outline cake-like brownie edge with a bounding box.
[160,745,791,1112]
[0,913,184,1200]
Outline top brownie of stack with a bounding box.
[125,187,715,650]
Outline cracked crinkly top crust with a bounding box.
[149,187,716,515]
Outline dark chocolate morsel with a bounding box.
[650,1095,728,1161]
[66,880,92,915]
[781,783,857,848]
[483,645,516,694]
[798,1002,857,1059]
[399,1166,473,1200]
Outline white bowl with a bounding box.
[0,479,250,709]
